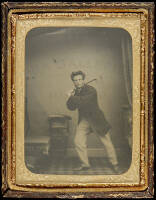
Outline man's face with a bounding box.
[73,75,85,88]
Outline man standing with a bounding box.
[66,71,119,172]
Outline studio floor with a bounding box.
[25,154,130,175]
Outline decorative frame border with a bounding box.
[1,2,154,198]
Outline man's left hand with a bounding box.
[67,89,75,97]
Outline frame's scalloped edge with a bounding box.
[1,1,9,196]
[2,2,155,9]
[147,4,155,198]
[1,1,155,198]
[1,172,152,198]
[2,188,154,198]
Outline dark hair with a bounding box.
[71,71,86,81]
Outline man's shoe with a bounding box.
[112,164,121,174]
[73,165,90,171]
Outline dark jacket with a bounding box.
[66,84,111,136]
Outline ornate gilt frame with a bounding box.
[1,2,154,198]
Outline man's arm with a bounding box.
[66,87,97,110]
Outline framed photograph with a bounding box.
[1,2,154,198]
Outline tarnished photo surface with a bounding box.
[2,2,154,198]
[25,27,133,175]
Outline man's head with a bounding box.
[71,71,85,88]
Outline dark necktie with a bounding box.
[77,88,81,95]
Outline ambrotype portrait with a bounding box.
[2,2,154,197]
[25,27,132,175]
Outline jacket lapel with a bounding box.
[75,84,87,96]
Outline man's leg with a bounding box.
[99,132,118,166]
[74,119,91,168]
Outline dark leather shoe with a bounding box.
[112,164,121,174]
[73,166,90,171]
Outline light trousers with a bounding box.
[74,119,118,167]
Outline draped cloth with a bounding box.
[121,34,133,106]
[121,33,133,148]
